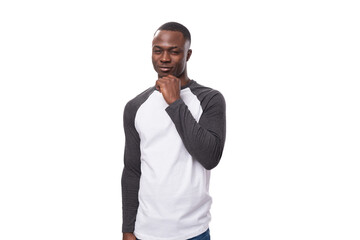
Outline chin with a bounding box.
[157,71,172,77]
[157,72,167,78]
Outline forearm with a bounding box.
[166,96,226,170]
[121,167,140,233]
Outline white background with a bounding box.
[1,0,359,239]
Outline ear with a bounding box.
[186,49,192,61]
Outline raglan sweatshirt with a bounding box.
[121,80,226,240]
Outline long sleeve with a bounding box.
[121,102,141,233]
[165,90,226,170]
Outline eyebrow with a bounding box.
[153,45,180,50]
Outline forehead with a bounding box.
[152,30,187,48]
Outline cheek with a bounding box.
[172,61,186,76]
[175,58,186,70]
[152,56,158,66]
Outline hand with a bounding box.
[155,75,181,105]
[123,232,136,240]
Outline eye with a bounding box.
[171,51,179,55]
[153,49,162,54]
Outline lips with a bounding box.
[158,66,173,72]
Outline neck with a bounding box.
[178,69,190,87]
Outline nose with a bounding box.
[160,51,171,63]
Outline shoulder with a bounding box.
[123,86,156,123]
[188,81,225,109]
[124,87,155,113]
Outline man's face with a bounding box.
[152,30,191,78]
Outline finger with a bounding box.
[156,79,165,87]
[158,76,171,82]
[155,79,165,92]
[159,77,179,85]
[166,74,176,79]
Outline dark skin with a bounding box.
[122,30,192,240]
[153,30,192,105]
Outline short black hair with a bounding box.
[155,22,191,44]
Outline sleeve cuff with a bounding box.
[166,98,185,112]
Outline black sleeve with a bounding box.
[165,91,226,170]
[121,102,141,233]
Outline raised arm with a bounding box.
[165,91,226,170]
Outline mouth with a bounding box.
[158,66,173,72]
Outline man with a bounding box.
[121,22,226,240]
